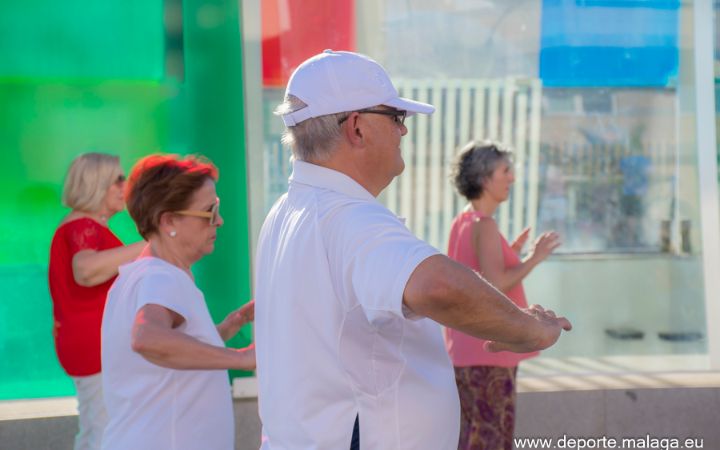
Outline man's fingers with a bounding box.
[535,306,571,331]
[484,340,511,353]
[557,316,572,331]
[485,315,571,353]
[484,340,543,354]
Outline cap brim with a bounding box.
[384,97,435,116]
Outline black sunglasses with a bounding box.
[338,108,407,126]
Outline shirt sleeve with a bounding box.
[66,220,102,255]
[327,202,440,322]
[134,269,191,320]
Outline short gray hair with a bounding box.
[451,140,513,200]
[62,152,122,212]
[275,95,349,162]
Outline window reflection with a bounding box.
[254,0,709,371]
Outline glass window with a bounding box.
[248,0,710,375]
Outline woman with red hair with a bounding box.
[101,154,255,450]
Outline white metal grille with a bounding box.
[385,77,543,250]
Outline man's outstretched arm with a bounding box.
[403,254,571,353]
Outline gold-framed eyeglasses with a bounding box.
[337,108,407,126]
[175,197,220,226]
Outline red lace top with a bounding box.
[48,218,123,376]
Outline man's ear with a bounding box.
[343,112,364,146]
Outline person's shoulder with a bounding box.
[268,192,289,213]
[472,215,499,234]
[327,198,398,226]
[113,259,196,310]
[60,216,100,231]
[123,258,183,285]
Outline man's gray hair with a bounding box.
[274,95,349,162]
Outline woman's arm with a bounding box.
[72,241,145,287]
[131,304,255,370]
[474,218,559,293]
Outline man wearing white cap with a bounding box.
[254,50,571,450]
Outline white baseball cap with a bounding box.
[280,49,435,126]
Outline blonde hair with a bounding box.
[62,152,122,212]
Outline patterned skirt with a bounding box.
[454,365,518,450]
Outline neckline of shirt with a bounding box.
[124,255,197,287]
[462,209,485,219]
[289,160,377,202]
[59,216,109,230]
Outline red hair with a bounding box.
[125,154,219,239]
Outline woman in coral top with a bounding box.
[444,141,561,450]
[48,153,144,450]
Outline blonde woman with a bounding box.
[48,153,144,450]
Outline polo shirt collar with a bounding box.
[289,160,377,202]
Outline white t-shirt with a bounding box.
[101,257,234,450]
[255,160,460,450]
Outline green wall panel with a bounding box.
[0,0,252,399]
[184,0,253,378]
[0,1,164,79]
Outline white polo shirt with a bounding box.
[255,160,460,450]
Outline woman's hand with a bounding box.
[510,227,531,255]
[228,300,255,327]
[217,300,255,341]
[529,231,562,262]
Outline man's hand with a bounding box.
[484,304,572,353]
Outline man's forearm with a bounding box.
[403,254,554,351]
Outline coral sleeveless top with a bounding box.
[443,210,538,367]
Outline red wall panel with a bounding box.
[262,0,355,87]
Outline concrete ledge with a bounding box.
[3,364,720,450]
[518,371,720,392]
[0,397,77,421]
[233,376,258,398]
[518,354,718,392]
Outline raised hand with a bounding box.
[529,231,562,261]
[217,299,255,341]
[230,299,255,326]
[511,227,531,255]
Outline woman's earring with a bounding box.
[169,230,177,238]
